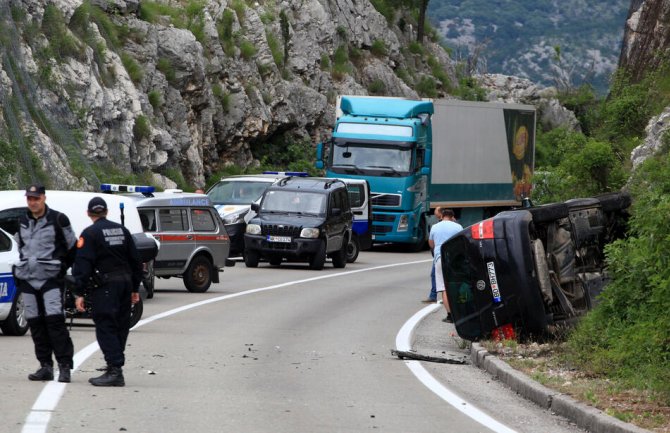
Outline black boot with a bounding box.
[58,364,71,383]
[28,364,54,381]
[89,366,125,387]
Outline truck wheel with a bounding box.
[406,217,427,252]
[309,241,326,270]
[244,250,260,268]
[331,239,347,268]
[184,255,214,293]
[346,236,360,263]
[530,202,568,223]
[129,297,143,329]
[0,293,29,336]
[142,260,155,299]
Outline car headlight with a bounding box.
[300,227,319,238]
[224,210,248,225]
[397,215,409,232]
[246,224,261,235]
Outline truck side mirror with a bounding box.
[251,203,260,212]
[424,149,432,166]
[315,143,324,169]
[420,166,430,176]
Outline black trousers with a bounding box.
[21,279,74,368]
[90,279,132,367]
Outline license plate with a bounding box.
[267,235,292,243]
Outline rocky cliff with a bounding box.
[0,0,455,190]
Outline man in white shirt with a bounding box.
[428,208,463,322]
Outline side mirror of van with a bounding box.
[251,203,260,213]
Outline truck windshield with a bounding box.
[331,144,412,176]
[261,191,326,215]
[207,181,272,205]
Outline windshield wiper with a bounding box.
[331,164,363,174]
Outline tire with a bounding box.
[183,255,214,293]
[331,237,348,268]
[142,260,155,299]
[269,256,282,266]
[309,241,326,270]
[0,293,29,336]
[406,217,427,252]
[244,249,260,268]
[346,236,360,263]
[129,297,143,329]
[529,202,569,223]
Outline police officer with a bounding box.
[14,184,76,383]
[72,197,142,387]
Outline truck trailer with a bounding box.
[315,96,536,249]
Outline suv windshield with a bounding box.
[261,191,326,215]
[208,180,271,205]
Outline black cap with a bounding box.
[25,184,46,198]
[87,197,108,214]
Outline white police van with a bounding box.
[101,184,231,293]
[207,172,308,256]
[0,228,26,335]
[0,189,159,332]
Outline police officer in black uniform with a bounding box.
[72,197,142,387]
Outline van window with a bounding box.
[191,209,216,232]
[347,185,364,208]
[139,209,157,232]
[0,230,11,252]
[0,208,25,235]
[159,209,189,231]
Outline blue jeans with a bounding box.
[429,263,437,301]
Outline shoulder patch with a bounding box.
[77,236,85,248]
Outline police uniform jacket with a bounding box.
[72,217,143,296]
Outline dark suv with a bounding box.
[243,177,353,270]
[441,192,631,341]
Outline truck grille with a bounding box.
[261,224,301,237]
[371,193,401,207]
[372,225,393,234]
[373,214,396,223]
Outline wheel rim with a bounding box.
[191,263,209,287]
[16,294,27,328]
[346,241,357,258]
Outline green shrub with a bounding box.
[148,90,162,110]
[212,83,232,112]
[266,31,283,67]
[239,40,257,60]
[133,115,151,140]
[217,9,236,56]
[332,45,350,80]
[368,79,385,95]
[121,52,144,83]
[455,76,486,101]
[369,0,394,23]
[156,57,176,84]
[416,76,437,98]
[42,4,84,61]
[370,39,387,57]
[320,53,330,70]
[408,41,424,55]
[230,0,246,24]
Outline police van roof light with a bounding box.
[262,171,309,177]
[100,183,156,194]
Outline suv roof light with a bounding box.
[101,183,155,197]
[262,171,309,177]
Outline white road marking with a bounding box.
[395,306,519,433]
[21,258,507,433]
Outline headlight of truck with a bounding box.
[300,227,319,238]
[246,224,261,235]
[397,215,409,232]
[224,210,248,225]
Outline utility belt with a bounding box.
[91,269,132,288]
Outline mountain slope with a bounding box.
[428,0,629,93]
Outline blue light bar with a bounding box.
[262,171,309,177]
[100,183,156,193]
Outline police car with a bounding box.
[101,184,231,293]
[207,172,308,256]
[0,228,27,336]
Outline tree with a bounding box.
[417,0,429,43]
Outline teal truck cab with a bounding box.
[316,96,433,250]
[316,96,536,248]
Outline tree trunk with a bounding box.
[417,0,429,43]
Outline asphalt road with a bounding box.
[1,248,584,433]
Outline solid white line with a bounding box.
[22,259,430,433]
[395,306,519,433]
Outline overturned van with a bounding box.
[441,192,631,341]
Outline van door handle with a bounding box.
[186,235,194,240]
